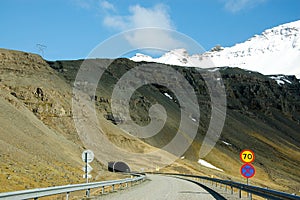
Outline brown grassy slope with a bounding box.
[0,91,84,191]
[0,49,88,191]
[0,49,180,192]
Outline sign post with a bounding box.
[240,149,255,199]
[82,150,94,183]
[82,150,94,197]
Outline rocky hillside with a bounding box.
[48,57,300,194]
[0,49,155,192]
[0,48,83,192]
[0,48,299,195]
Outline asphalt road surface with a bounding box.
[96,174,224,200]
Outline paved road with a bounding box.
[95,174,221,200]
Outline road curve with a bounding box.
[96,174,222,200]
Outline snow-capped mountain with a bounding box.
[131,48,214,68]
[130,20,300,78]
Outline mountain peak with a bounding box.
[130,20,300,78]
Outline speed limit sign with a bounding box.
[240,149,255,163]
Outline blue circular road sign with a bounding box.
[240,163,255,178]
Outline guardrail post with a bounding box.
[66,192,70,200]
[126,182,128,188]
[102,186,104,194]
[249,192,252,200]
[112,184,114,192]
[231,186,233,195]
[265,187,269,200]
[238,189,241,198]
[225,185,227,192]
[86,188,90,197]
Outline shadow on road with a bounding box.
[176,177,227,200]
[179,191,210,194]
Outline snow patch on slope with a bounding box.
[222,141,232,146]
[164,92,173,99]
[198,159,223,171]
[269,75,293,85]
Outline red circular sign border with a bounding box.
[240,149,255,163]
[240,163,256,178]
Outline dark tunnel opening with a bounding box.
[108,161,131,173]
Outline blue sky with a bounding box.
[1,0,300,60]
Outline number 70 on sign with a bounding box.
[240,149,255,163]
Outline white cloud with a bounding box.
[100,0,116,11]
[123,28,184,50]
[103,4,174,30]
[223,0,267,13]
[73,0,115,11]
[103,3,182,50]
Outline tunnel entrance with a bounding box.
[108,161,131,173]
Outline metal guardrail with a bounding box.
[157,173,300,200]
[0,174,146,200]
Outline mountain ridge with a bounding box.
[131,20,300,78]
[47,55,300,193]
